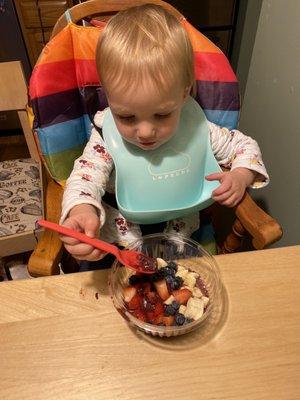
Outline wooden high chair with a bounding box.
[27,0,283,277]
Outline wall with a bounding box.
[231,0,263,99]
[237,0,300,246]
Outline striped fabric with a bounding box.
[29,20,240,184]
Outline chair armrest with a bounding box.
[28,179,64,276]
[235,192,283,249]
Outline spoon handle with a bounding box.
[37,219,119,257]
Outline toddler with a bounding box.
[60,4,269,263]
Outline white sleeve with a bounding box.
[60,117,113,227]
[208,121,269,188]
[93,108,108,128]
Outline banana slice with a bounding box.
[156,257,168,269]
[182,285,191,291]
[175,266,188,279]
[179,305,187,316]
[185,297,204,320]
[183,273,196,290]
[192,286,203,298]
[164,295,175,305]
[202,296,210,307]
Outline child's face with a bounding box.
[106,81,189,150]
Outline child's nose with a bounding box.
[136,122,156,139]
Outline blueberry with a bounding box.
[175,313,186,326]
[129,273,150,285]
[164,304,176,316]
[165,274,174,285]
[171,300,180,311]
[150,269,165,282]
[129,274,142,285]
[162,266,175,277]
[167,261,178,271]
[164,275,174,291]
[173,276,183,290]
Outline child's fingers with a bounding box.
[64,242,96,257]
[72,249,106,261]
[83,249,106,261]
[212,180,232,196]
[223,195,239,208]
[213,189,233,203]
[59,219,83,245]
[84,218,100,238]
[216,193,239,207]
[60,235,81,246]
[205,172,224,181]
[60,216,99,244]
[62,218,82,231]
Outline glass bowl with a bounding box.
[109,233,222,337]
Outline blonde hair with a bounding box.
[96,4,194,94]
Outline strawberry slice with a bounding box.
[123,286,137,303]
[143,292,164,324]
[153,301,164,317]
[172,288,192,305]
[153,314,164,325]
[142,282,152,293]
[146,311,156,323]
[154,279,169,300]
[145,291,159,302]
[143,292,164,314]
[133,308,147,322]
[128,293,142,310]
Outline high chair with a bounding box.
[27,0,282,277]
[0,61,44,268]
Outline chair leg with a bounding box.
[221,218,247,253]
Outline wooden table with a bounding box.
[1,246,299,400]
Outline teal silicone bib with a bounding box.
[103,96,221,224]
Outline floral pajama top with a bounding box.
[60,110,269,246]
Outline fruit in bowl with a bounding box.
[123,258,210,327]
[109,234,222,337]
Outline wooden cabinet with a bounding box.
[166,0,238,57]
[13,0,74,67]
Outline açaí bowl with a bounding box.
[109,233,222,337]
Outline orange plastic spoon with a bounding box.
[37,219,157,274]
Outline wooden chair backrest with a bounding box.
[52,0,183,37]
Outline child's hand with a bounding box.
[205,168,256,207]
[61,204,105,261]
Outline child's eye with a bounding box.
[155,113,171,119]
[117,115,135,121]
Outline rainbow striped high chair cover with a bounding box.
[29,18,240,252]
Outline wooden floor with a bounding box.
[0,135,30,161]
